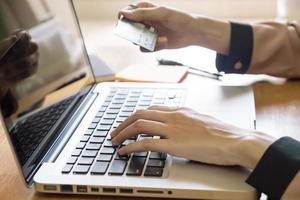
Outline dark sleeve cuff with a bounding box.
[215,22,253,74]
[246,137,300,199]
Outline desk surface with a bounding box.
[1,74,300,200]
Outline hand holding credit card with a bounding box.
[115,16,158,51]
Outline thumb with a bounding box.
[120,8,161,22]
[0,36,17,55]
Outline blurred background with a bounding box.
[0,0,299,87]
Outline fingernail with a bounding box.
[117,149,124,155]
[111,138,117,145]
[110,131,116,138]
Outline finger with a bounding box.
[118,2,156,19]
[0,36,17,55]
[27,42,39,55]
[148,105,179,112]
[15,30,31,41]
[134,2,156,8]
[5,53,38,77]
[120,7,162,22]
[111,119,168,145]
[138,37,167,52]
[111,109,170,137]
[118,138,169,155]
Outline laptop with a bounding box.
[0,0,257,199]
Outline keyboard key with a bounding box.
[124,102,137,107]
[110,104,122,109]
[117,89,129,95]
[80,135,90,142]
[95,111,104,117]
[101,147,115,154]
[92,117,101,123]
[106,109,120,114]
[133,152,148,157]
[78,157,94,165]
[97,154,113,162]
[138,102,150,107]
[72,149,82,157]
[119,112,132,117]
[82,150,98,157]
[126,157,146,176]
[93,130,108,137]
[89,123,98,129]
[116,116,127,123]
[115,96,126,100]
[149,152,167,160]
[73,165,90,174]
[67,156,78,164]
[99,107,107,112]
[122,107,135,112]
[103,114,117,119]
[103,140,114,147]
[86,143,101,150]
[85,129,94,136]
[97,125,111,130]
[91,161,110,175]
[89,136,105,144]
[122,139,136,146]
[62,164,73,174]
[100,119,114,125]
[108,160,127,175]
[115,154,130,160]
[76,142,86,149]
[111,99,124,105]
[147,159,165,168]
[144,166,163,177]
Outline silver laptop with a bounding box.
[0,0,257,199]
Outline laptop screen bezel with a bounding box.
[0,0,97,186]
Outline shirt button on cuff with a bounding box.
[234,61,243,70]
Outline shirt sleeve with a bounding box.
[216,21,300,78]
[246,137,300,199]
[216,22,253,74]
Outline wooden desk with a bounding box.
[1,74,300,200]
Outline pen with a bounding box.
[157,58,222,80]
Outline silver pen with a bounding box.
[157,58,222,80]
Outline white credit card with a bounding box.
[115,17,158,51]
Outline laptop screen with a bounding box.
[0,0,94,184]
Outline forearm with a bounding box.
[188,16,230,55]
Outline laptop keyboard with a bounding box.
[62,87,184,177]
[10,95,76,165]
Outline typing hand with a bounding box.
[111,106,275,169]
[0,30,39,85]
[119,2,197,52]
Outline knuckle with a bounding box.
[140,139,153,150]
[132,110,144,120]
[133,119,146,131]
[173,111,184,120]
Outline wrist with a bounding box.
[236,132,276,169]
[188,16,230,54]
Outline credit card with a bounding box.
[115,17,158,51]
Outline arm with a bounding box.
[118,2,300,198]
[111,106,300,199]
[216,21,300,78]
